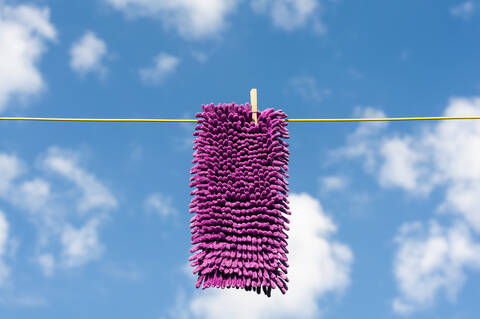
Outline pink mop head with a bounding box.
[189,103,290,297]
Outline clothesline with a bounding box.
[1,116,480,123]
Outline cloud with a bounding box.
[145,192,177,217]
[335,97,480,313]
[0,3,56,112]
[0,295,47,307]
[139,53,180,85]
[191,51,208,63]
[61,218,104,267]
[333,106,387,171]
[42,147,117,212]
[14,178,51,211]
[290,75,331,102]
[0,147,117,276]
[105,0,329,38]
[70,31,107,76]
[37,253,55,277]
[450,1,476,20]
[104,0,239,39]
[392,221,480,314]
[0,153,23,194]
[378,137,431,193]
[0,211,11,285]
[319,175,348,192]
[179,193,353,319]
[339,98,480,231]
[251,0,324,32]
[103,262,143,281]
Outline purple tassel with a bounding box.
[189,103,290,297]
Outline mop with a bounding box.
[189,102,290,297]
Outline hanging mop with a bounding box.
[188,99,290,297]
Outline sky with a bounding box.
[0,0,480,318]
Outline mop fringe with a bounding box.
[189,103,290,297]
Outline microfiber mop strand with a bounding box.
[188,103,290,297]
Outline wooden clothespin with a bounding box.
[250,88,258,125]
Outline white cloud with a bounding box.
[393,221,480,314]
[191,51,208,63]
[0,153,23,194]
[43,147,117,212]
[181,193,352,319]
[336,97,480,313]
[61,218,103,268]
[450,1,476,19]
[320,175,348,192]
[0,211,10,285]
[378,137,430,194]
[251,0,322,32]
[0,147,117,276]
[37,253,55,277]
[145,192,177,216]
[15,178,51,211]
[70,31,107,76]
[104,0,239,39]
[105,0,329,37]
[139,53,180,85]
[333,106,387,171]
[290,75,331,102]
[0,3,56,112]
[337,98,480,230]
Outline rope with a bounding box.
[1,116,480,123]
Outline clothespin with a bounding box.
[250,88,258,125]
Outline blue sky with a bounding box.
[1,0,480,318]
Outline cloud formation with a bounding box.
[290,75,331,102]
[145,192,177,217]
[70,31,108,76]
[105,0,327,39]
[450,1,476,20]
[139,53,180,85]
[393,221,480,314]
[336,97,480,313]
[0,211,10,285]
[251,0,324,32]
[0,147,117,276]
[104,0,239,39]
[0,3,56,112]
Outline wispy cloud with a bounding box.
[450,1,476,20]
[145,193,177,217]
[319,175,348,193]
[104,0,239,39]
[140,53,180,85]
[0,147,117,276]
[105,0,329,39]
[251,0,324,33]
[42,147,117,213]
[290,75,331,102]
[0,211,11,285]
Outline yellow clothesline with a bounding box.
[1,116,480,123]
